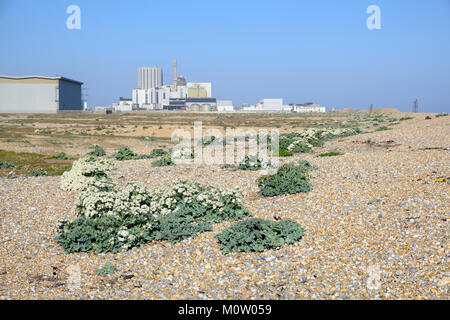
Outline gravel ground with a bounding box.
[0,115,448,300]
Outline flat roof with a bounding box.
[0,75,83,85]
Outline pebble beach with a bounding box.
[0,114,448,300]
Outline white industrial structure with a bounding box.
[0,75,83,113]
[217,100,234,112]
[138,67,162,89]
[290,103,326,113]
[242,98,285,111]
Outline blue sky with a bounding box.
[0,0,449,112]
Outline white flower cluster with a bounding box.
[75,180,152,219]
[60,156,116,191]
[149,179,244,216]
[287,127,359,151]
[171,145,194,160]
[238,152,272,170]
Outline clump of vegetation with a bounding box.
[238,153,272,171]
[256,162,312,197]
[274,149,293,157]
[436,113,448,118]
[29,168,50,177]
[56,179,249,253]
[151,156,175,167]
[0,161,14,169]
[215,218,305,254]
[375,126,390,132]
[60,156,115,191]
[148,148,168,158]
[86,145,106,157]
[112,146,162,161]
[0,150,72,177]
[400,117,414,121]
[112,146,137,161]
[317,152,344,157]
[50,152,69,160]
[96,264,117,276]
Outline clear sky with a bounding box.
[1,0,449,112]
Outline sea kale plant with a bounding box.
[149,179,249,222]
[215,218,305,254]
[237,152,272,171]
[280,127,360,154]
[56,180,154,253]
[60,156,116,191]
[256,162,313,197]
[56,179,250,253]
[151,156,175,167]
[85,145,106,157]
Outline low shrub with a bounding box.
[256,162,312,197]
[151,156,175,167]
[375,126,390,132]
[148,148,168,158]
[51,152,69,160]
[238,153,272,171]
[29,168,50,177]
[274,149,293,157]
[436,113,448,118]
[148,204,213,243]
[317,152,344,157]
[0,161,14,169]
[112,146,138,161]
[291,143,312,153]
[86,145,106,157]
[215,218,305,254]
[297,160,319,171]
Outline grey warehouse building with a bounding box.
[0,75,83,113]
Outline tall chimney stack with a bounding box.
[173,59,177,92]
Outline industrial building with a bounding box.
[217,100,234,112]
[242,98,284,111]
[0,75,83,113]
[138,67,162,89]
[290,103,326,113]
[131,60,224,112]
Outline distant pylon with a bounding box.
[369,104,373,114]
[413,99,418,113]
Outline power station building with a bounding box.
[138,67,163,89]
[0,75,83,113]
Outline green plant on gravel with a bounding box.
[151,156,175,167]
[317,152,344,157]
[274,148,293,157]
[113,146,161,161]
[238,153,272,171]
[86,145,106,157]
[112,146,138,161]
[256,162,312,197]
[50,152,69,160]
[436,113,448,118]
[215,218,305,254]
[96,264,117,276]
[0,161,14,169]
[56,179,250,253]
[28,168,50,177]
[148,148,168,158]
[375,126,390,132]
